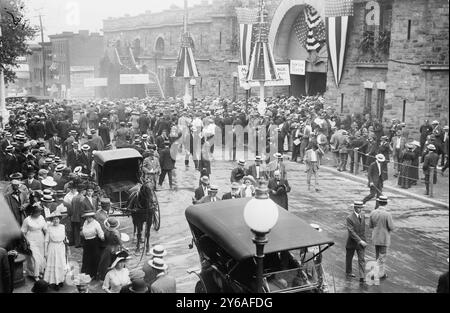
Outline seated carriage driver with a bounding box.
[142,150,161,189]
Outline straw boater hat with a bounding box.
[41,194,55,203]
[274,152,283,159]
[376,195,388,205]
[375,154,386,162]
[81,144,90,151]
[200,176,210,185]
[149,245,167,258]
[41,177,57,187]
[427,144,436,151]
[209,185,218,192]
[104,217,120,231]
[55,164,65,172]
[238,159,246,166]
[9,172,23,180]
[148,257,168,271]
[353,201,365,208]
[255,155,262,162]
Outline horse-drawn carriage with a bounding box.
[93,148,160,252]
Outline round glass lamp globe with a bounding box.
[242,82,251,90]
[190,78,197,86]
[243,198,279,233]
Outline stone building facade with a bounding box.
[102,0,448,136]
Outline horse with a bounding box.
[126,180,157,255]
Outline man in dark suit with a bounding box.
[156,129,170,150]
[362,154,386,209]
[193,176,209,204]
[345,201,367,283]
[158,141,175,189]
[198,186,220,203]
[268,170,291,210]
[24,167,42,192]
[247,155,269,183]
[5,179,30,225]
[48,133,62,157]
[423,144,439,195]
[68,184,87,247]
[222,182,241,200]
[230,159,247,183]
[77,144,93,176]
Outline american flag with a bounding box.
[293,5,326,52]
[325,0,354,87]
[236,7,259,66]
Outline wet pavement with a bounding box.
[5,150,449,293]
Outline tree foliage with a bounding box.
[0,0,38,83]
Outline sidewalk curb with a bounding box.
[320,165,449,209]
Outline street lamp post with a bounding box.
[232,71,238,101]
[190,78,196,104]
[243,82,251,114]
[243,185,279,293]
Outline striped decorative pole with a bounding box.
[246,0,279,116]
[174,0,199,108]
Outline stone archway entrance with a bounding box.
[269,0,328,97]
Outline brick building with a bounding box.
[102,0,448,136]
[27,43,54,96]
[49,30,104,99]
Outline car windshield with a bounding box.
[230,247,324,293]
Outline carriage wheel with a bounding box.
[151,191,161,231]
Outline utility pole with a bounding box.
[39,15,46,96]
[0,8,9,127]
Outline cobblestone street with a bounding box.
[8,152,449,293]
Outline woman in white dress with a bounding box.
[44,211,67,290]
[102,251,131,293]
[21,204,47,281]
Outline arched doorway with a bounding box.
[269,0,328,97]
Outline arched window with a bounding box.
[155,37,165,54]
[133,38,141,57]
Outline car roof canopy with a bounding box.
[93,148,143,166]
[185,198,334,261]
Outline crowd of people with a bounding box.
[0,94,448,293]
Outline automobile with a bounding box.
[185,197,335,293]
